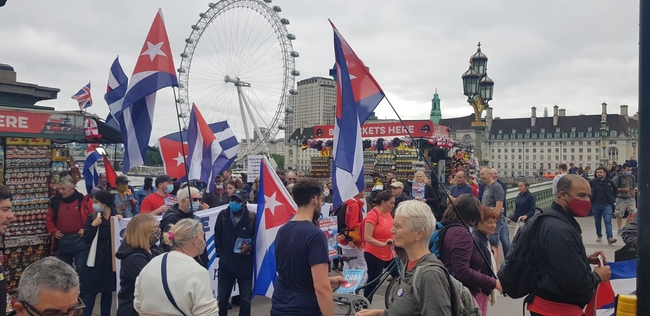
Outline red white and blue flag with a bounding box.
[104,57,129,130]
[187,104,238,191]
[253,157,297,298]
[330,20,385,208]
[159,120,239,182]
[71,82,93,110]
[82,144,101,194]
[118,9,178,173]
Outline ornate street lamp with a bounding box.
[461,42,494,165]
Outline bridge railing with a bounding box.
[505,181,554,215]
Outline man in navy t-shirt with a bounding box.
[271,179,345,316]
[448,170,474,204]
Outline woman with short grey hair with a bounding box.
[358,200,453,315]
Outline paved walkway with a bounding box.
[90,215,625,315]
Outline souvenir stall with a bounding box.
[0,107,121,304]
[306,120,453,198]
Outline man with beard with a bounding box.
[214,190,256,316]
[134,176,154,215]
[271,179,345,316]
[589,167,618,244]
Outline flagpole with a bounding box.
[637,0,650,311]
[381,94,496,279]
[172,87,195,208]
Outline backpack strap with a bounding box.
[408,260,461,316]
[161,253,188,316]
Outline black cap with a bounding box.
[93,190,114,207]
[371,172,381,178]
[116,175,130,184]
[230,190,248,202]
[144,176,153,181]
[155,175,177,187]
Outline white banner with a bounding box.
[246,155,263,180]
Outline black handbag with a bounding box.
[614,243,637,262]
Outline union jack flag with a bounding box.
[71,82,93,110]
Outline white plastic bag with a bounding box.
[513,218,526,238]
[86,227,99,267]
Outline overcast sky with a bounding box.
[0,0,640,144]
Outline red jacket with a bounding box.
[46,192,94,235]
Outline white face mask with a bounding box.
[323,189,330,197]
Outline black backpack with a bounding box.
[332,203,348,233]
[497,209,564,299]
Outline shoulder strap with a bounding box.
[161,253,188,316]
[410,260,461,316]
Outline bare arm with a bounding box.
[364,222,390,247]
[150,205,170,216]
[312,263,335,316]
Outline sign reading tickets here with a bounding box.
[111,202,336,306]
[246,155,263,180]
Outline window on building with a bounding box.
[555,155,559,161]
[562,133,568,138]
[548,155,552,161]
[588,155,592,161]
[498,155,501,159]
[555,148,559,153]
[497,149,501,153]
[518,163,522,169]
[498,129,503,134]
[608,147,619,162]
[587,141,592,145]
[532,133,538,138]
[556,127,561,133]
[512,155,515,160]
[563,148,567,153]
[533,148,537,153]
[548,163,552,169]
[533,163,537,169]
[463,134,472,141]
[571,155,575,160]
[579,155,583,160]
[526,155,529,160]
[571,127,576,133]
[511,129,516,134]
[571,148,575,153]
[587,132,593,138]
[579,141,583,145]
[519,155,522,160]
[497,163,501,169]
[548,133,553,138]
[563,155,567,161]
[526,128,530,134]
[518,148,522,153]
[579,148,583,153]
[609,140,617,145]
[525,148,529,153]
[540,128,546,134]
[588,127,593,132]
[504,134,509,139]
[525,163,529,169]
[533,155,537,160]
[578,132,584,138]
[610,130,618,137]
[587,148,592,153]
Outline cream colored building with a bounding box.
[285,77,336,137]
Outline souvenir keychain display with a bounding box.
[2,144,52,298]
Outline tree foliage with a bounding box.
[146,146,163,166]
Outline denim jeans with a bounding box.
[81,292,112,316]
[498,218,511,258]
[217,272,252,316]
[592,204,614,238]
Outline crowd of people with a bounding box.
[0,154,641,316]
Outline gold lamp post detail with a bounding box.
[461,42,494,164]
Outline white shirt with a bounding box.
[135,251,218,316]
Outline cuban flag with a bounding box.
[253,157,297,298]
[83,144,101,193]
[594,259,636,316]
[104,57,129,130]
[159,120,239,182]
[71,82,93,110]
[118,9,178,173]
[187,104,237,192]
[330,20,385,209]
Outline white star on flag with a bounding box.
[172,152,185,167]
[347,61,357,80]
[264,192,282,216]
[141,41,167,62]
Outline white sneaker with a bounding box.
[596,237,602,242]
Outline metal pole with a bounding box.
[638,0,650,312]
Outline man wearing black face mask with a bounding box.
[526,175,611,315]
[202,174,230,208]
[214,190,256,316]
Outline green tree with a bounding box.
[146,146,163,166]
[271,154,285,170]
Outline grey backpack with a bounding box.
[404,260,481,316]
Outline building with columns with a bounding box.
[441,103,639,177]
